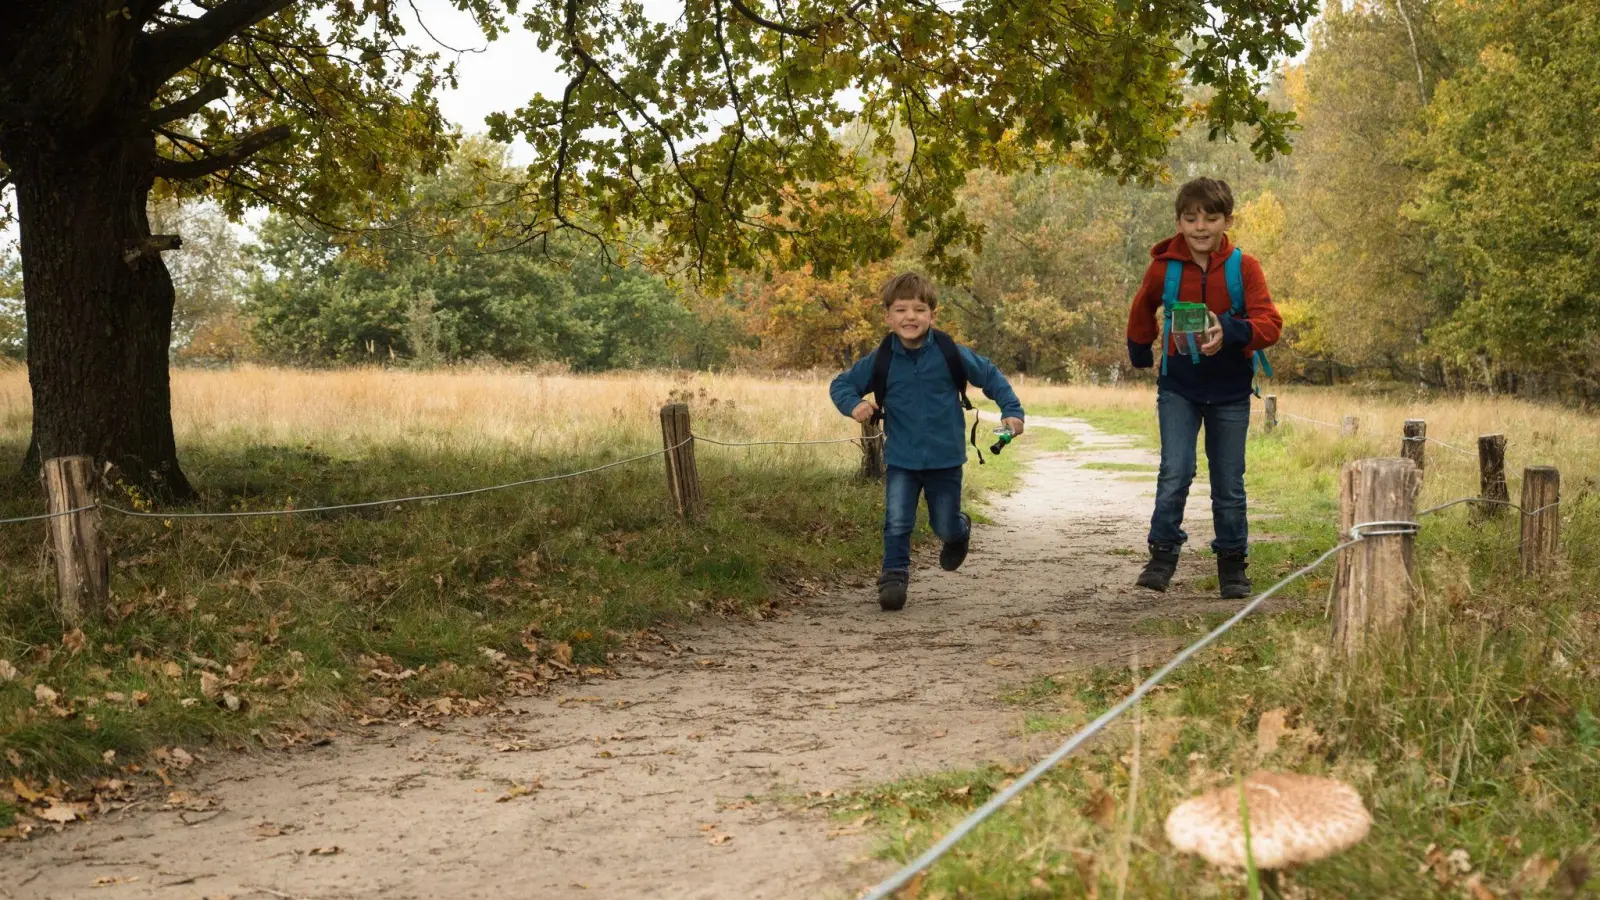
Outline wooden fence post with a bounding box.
[1340,416,1359,438]
[1401,419,1426,471]
[859,420,885,481]
[1519,466,1560,577]
[1475,434,1508,520]
[43,455,110,625]
[1263,395,1278,434]
[659,403,701,519]
[1332,457,1420,658]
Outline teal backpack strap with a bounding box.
[1224,247,1275,393]
[1160,260,1183,375]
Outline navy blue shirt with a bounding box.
[831,337,1024,471]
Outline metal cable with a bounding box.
[858,533,1375,900]
[1425,436,1476,457]
[99,440,688,521]
[1282,412,1342,430]
[691,431,883,448]
[0,504,96,526]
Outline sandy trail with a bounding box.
[5,416,1243,900]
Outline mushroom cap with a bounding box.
[1164,771,1371,870]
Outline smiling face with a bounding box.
[885,296,935,347]
[1178,207,1233,261]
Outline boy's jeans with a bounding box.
[883,465,967,573]
[1149,389,1251,553]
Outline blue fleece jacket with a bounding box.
[831,336,1024,471]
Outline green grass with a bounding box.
[0,412,1074,788]
[845,401,1600,899]
[1082,461,1160,472]
[0,436,897,783]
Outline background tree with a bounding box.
[0,0,1313,498]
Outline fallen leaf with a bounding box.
[164,661,183,678]
[63,628,87,655]
[255,822,297,839]
[308,845,342,856]
[707,832,732,846]
[1556,854,1591,898]
[169,747,194,769]
[1461,874,1496,900]
[1448,847,1473,875]
[33,684,58,706]
[552,643,573,666]
[1515,854,1559,892]
[37,800,83,824]
[901,871,925,899]
[0,659,17,681]
[219,692,244,712]
[199,672,220,699]
[496,781,540,802]
[102,750,116,764]
[131,691,150,707]
[91,875,139,887]
[1080,789,1117,829]
[1256,708,1290,756]
[5,749,21,768]
[11,777,43,803]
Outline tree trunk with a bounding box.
[9,135,194,500]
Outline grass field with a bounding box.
[846,382,1600,899]
[0,365,1047,815]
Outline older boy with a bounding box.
[1126,178,1282,599]
[831,273,1025,611]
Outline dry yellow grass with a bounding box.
[0,365,1591,506]
[0,365,865,457]
[1015,380,1598,513]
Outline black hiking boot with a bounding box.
[940,513,972,572]
[1136,543,1180,592]
[878,570,909,611]
[1217,550,1252,600]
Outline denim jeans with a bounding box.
[883,465,968,573]
[1149,389,1251,553]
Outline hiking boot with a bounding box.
[878,570,909,611]
[940,513,972,572]
[1217,550,1252,600]
[1136,543,1180,592]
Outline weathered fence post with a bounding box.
[1475,434,1508,520]
[859,420,885,481]
[659,403,701,519]
[1340,416,1359,438]
[1263,395,1278,434]
[1519,466,1560,577]
[42,455,110,625]
[1401,419,1426,471]
[1332,457,1420,658]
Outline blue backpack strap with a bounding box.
[1225,248,1245,315]
[1225,247,1275,390]
[1160,260,1183,375]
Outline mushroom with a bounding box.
[1165,771,1371,897]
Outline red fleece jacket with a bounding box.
[1125,233,1283,404]
[1126,233,1282,355]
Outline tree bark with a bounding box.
[8,133,194,499]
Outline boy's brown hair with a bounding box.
[880,272,938,310]
[1174,177,1234,218]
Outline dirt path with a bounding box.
[5,417,1242,900]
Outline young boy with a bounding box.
[1126,177,1282,599]
[831,273,1025,611]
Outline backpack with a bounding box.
[1160,247,1274,394]
[866,328,989,464]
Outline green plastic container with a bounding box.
[1171,302,1209,334]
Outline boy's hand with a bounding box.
[1002,417,1025,436]
[851,400,879,424]
[1200,311,1224,356]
